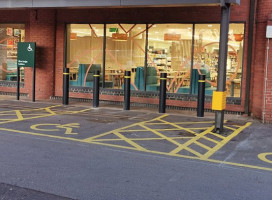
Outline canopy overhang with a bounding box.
[0,0,240,8]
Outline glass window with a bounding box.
[194,23,244,97]
[105,24,146,90]
[148,24,193,93]
[67,24,104,87]
[0,24,25,83]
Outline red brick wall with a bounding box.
[27,9,57,99]
[251,0,272,121]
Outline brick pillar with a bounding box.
[252,0,272,122]
[28,9,56,99]
[263,18,272,122]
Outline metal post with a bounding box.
[16,66,20,100]
[159,73,167,113]
[197,74,206,117]
[63,68,69,105]
[93,70,100,108]
[32,66,36,102]
[124,70,131,110]
[214,3,231,133]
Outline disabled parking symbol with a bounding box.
[30,123,79,135]
[258,152,272,164]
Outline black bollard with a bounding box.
[16,66,20,100]
[159,73,167,113]
[197,74,206,117]
[93,70,100,108]
[124,70,131,110]
[231,80,234,97]
[63,68,70,105]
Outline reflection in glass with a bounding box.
[67,24,104,87]
[194,23,244,97]
[105,24,146,90]
[148,24,193,93]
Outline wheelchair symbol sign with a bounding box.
[30,123,79,135]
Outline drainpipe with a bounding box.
[244,0,257,115]
[262,38,270,123]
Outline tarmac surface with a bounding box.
[0,95,271,200]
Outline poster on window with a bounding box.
[14,29,20,37]
[6,28,13,36]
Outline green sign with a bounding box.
[17,42,36,68]
[109,28,118,32]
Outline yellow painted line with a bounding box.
[146,121,214,125]
[202,122,252,159]
[0,127,83,143]
[188,127,212,130]
[118,129,151,132]
[150,127,211,131]
[258,152,272,164]
[0,106,91,125]
[172,121,215,124]
[170,126,215,155]
[83,122,144,142]
[207,131,226,139]
[201,135,220,144]
[15,110,24,120]
[93,136,194,142]
[138,123,203,157]
[0,105,61,114]
[12,113,50,116]
[157,118,199,136]
[44,107,57,115]
[194,141,212,151]
[223,125,237,131]
[0,124,271,172]
[112,130,147,151]
[152,128,186,131]
[86,140,272,172]
[146,114,169,122]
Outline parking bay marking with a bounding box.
[258,153,272,164]
[0,112,271,172]
[30,123,80,135]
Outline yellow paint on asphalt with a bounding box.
[30,123,80,135]
[0,105,91,125]
[258,152,272,164]
[0,106,270,172]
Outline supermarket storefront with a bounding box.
[0,0,250,117]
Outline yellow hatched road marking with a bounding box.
[0,106,91,125]
[138,123,203,157]
[156,118,199,135]
[207,131,226,139]
[170,126,215,154]
[15,110,24,120]
[201,135,220,144]
[0,120,269,171]
[93,136,193,142]
[83,122,144,142]
[194,141,212,151]
[224,125,237,131]
[112,130,147,151]
[202,122,252,159]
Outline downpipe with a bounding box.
[262,39,270,123]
